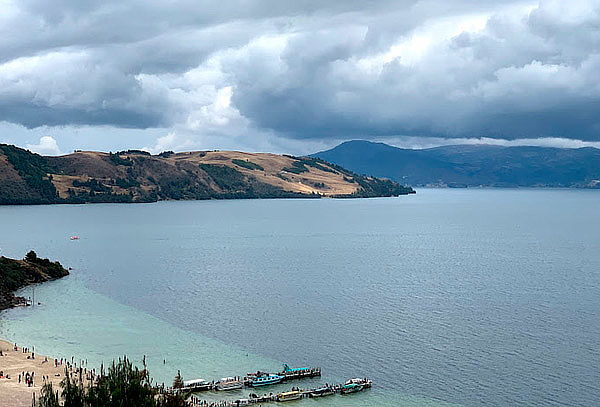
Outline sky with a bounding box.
[1,0,600,155]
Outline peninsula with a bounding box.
[0,144,414,205]
[0,251,69,311]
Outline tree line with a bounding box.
[34,357,187,407]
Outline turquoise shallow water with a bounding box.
[1,189,599,406]
[2,277,449,407]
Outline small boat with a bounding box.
[276,390,302,401]
[340,383,363,394]
[282,364,309,373]
[280,364,320,378]
[340,378,371,395]
[70,236,80,240]
[181,378,211,392]
[344,378,372,388]
[248,373,284,387]
[215,377,243,391]
[309,386,335,398]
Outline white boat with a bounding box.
[344,378,372,388]
[182,378,211,391]
[215,377,243,391]
[309,386,335,398]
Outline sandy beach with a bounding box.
[0,339,93,407]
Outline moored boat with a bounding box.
[280,364,321,378]
[248,373,284,387]
[282,364,309,373]
[276,390,302,401]
[344,378,372,388]
[181,378,211,391]
[215,377,243,391]
[308,386,335,397]
[340,383,365,394]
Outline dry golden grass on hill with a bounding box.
[181,150,359,196]
[0,143,414,204]
[48,150,359,198]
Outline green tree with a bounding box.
[172,371,183,389]
[25,250,38,263]
[34,357,186,407]
[36,382,60,407]
[61,370,85,407]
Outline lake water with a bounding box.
[1,189,599,407]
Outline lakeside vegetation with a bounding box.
[35,357,186,407]
[0,251,69,310]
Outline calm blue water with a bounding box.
[1,189,599,407]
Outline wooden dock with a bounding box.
[187,379,372,406]
[169,365,371,406]
[175,365,321,393]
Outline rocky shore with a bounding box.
[0,251,69,310]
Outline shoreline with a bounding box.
[0,252,70,312]
[0,338,94,407]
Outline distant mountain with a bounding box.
[0,144,414,205]
[312,140,600,188]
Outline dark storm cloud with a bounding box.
[1,0,599,142]
[228,1,600,141]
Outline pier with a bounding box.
[175,365,322,393]
[186,379,372,406]
[170,365,371,406]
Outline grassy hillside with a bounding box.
[0,251,69,310]
[313,140,600,188]
[0,144,59,204]
[0,144,414,204]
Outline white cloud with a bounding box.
[380,136,600,150]
[26,136,62,155]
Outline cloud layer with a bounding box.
[0,0,599,153]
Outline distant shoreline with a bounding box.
[412,185,600,190]
[313,140,600,189]
[0,144,414,205]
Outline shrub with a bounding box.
[72,178,111,193]
[115,150,151,156]
[108,153,133,166]
[199,164,247,190]
[115,177,140,189]
[232,159,264,171]
[282,160,308,174]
